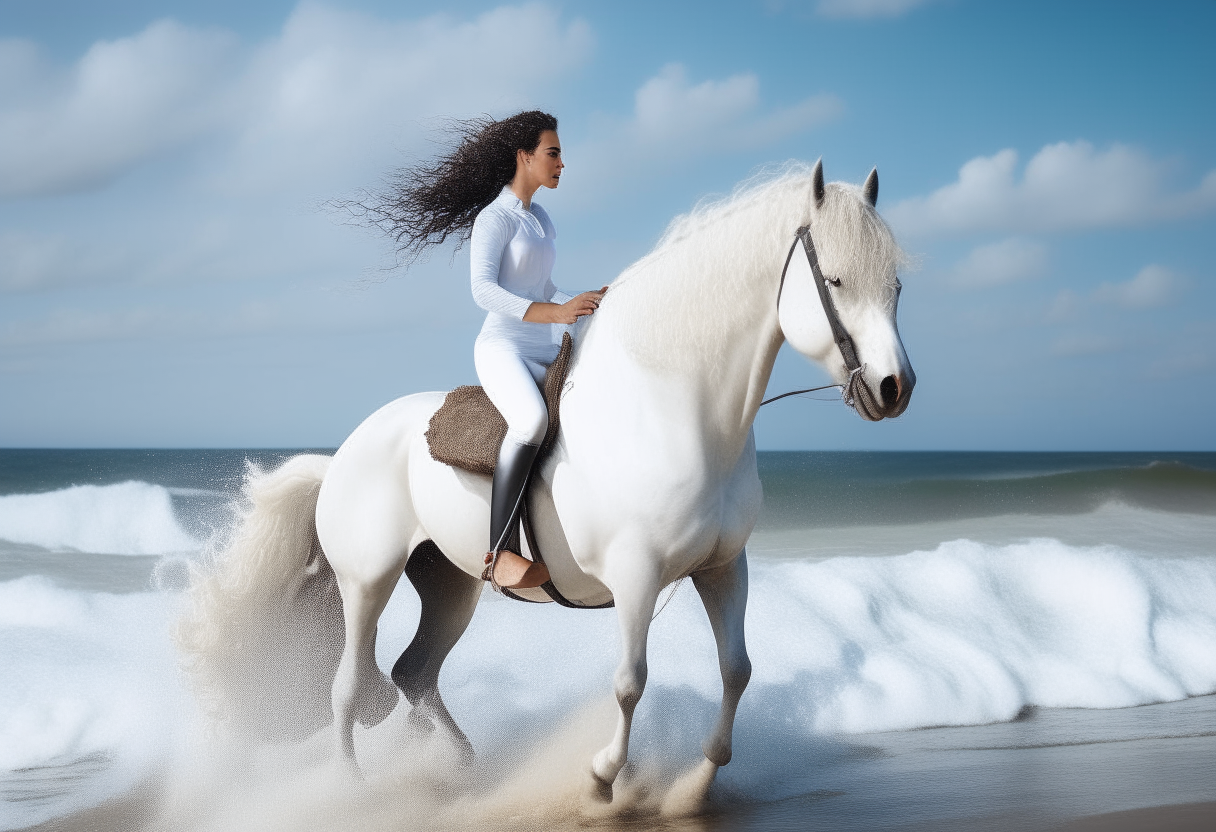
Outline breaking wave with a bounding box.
[3,537,1215,829]
[0,481,200,555]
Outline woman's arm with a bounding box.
[471,203,605,324]
[524,286,608,324]
[469,211,533,319]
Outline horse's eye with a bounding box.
[825,276,842,287]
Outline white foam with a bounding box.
[739,539,1216,734]
[0,577,186,829]
[3,539,1216,828]
[374,538,1216,746]
[0,481,200,555]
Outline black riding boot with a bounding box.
[481,442,544,591]
[490,438,541,555]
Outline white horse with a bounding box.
[181,159,913,801]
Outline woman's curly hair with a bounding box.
[339,110,558,267]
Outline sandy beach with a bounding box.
[16,693,1216,832]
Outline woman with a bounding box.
[364,111,605,591]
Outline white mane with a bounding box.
[587,162,905,372]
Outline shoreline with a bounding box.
[14,695,1216,832]
[1053,801,1216,832]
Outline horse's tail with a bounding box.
[176,453,346,740]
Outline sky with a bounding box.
[1,0,1213,450]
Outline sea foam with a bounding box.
[0,481,200,555]
[371,537,1216,749]
[3,538,1216,829]
[0,577,185,829]
[739,539,1216,734]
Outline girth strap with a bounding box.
[518,502,615,609]
[499,502,614,609]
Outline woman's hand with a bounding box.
[524,286,608,324]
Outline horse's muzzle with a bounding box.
[851,370,914,421]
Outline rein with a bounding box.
[759,383,841,407]
[763,225,864,408]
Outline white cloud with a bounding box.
[215,3,594,194]
[570,63,840,198]
[0,22,241,197]
[1093,264,1181,309]
[0,3,596,301]
[628,63,840,151]
[0,4,594,199]
[888,141,1216,237]
[1046,264,1185,324]
[815,0,936,19]
[949,237,1047,288]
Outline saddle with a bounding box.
[425,333,572,476]
[424,333,611,609]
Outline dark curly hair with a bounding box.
[337,110,558,267]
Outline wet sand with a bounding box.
[18,694,1216,832]
[1053,801,1216,832]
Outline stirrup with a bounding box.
[481,547,537,593]
[482,548,504,593]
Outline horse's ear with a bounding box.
[863,167,879,206]
[812,158,825,208]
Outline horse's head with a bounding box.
[777,159,915,421]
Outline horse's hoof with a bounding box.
[584,770,613,804]
[660,758,718,817]
[701,738,732,767]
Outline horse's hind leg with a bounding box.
[332,568,403,770]
[691,550,751,767]
[392,541,483,764]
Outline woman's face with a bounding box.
[522,130,564,189]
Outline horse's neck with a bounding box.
[588,200,793,462]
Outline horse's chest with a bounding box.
[550,451,759,567]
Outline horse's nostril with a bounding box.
[880,375,899,409]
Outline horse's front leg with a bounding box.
[591,557,661,794]
[691,549,751,767]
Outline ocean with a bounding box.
[1,450,1214,831]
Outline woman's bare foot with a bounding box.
[483,549,550,589]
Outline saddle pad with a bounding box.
[425,332,573,475]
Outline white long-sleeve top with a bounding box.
[470,186,572,360]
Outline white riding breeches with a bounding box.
[474,339,550,446]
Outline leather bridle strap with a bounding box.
[765,225,862,407]
[793,225,860,373]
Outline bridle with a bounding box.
[763,225,866,407]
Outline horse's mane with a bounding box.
[586,162,905,372]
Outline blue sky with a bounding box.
[1,0,1213,449]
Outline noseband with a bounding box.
[764,225,865,407]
